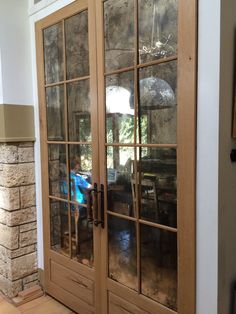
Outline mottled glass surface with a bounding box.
[139,0,178,64]
[71,205,94,268]
[107,146,134,217]
[46,85,65,141]
[48,144,68,200]
[67,80,91,142]
[106,71,134,144]
[138,147,177,227]
[108,215,137,290]
[65,11,89,79]
[141,224,177,310]
[44,22,64,84]
[69,143,92,254]
[50,200,69,256]
[69,144,92,203]
[104,0,134,72]
[138,61,177,144]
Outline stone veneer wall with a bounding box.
[0,142,38,298]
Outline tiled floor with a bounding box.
[0,294,75,314]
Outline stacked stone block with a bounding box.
[0,142,38,298]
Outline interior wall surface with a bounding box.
[218,0,236,313]
[197,0,221,313]
[0,0,33,105]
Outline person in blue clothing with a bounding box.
[69,157,92,256]
[70,157,92,204]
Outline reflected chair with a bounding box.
[131,178,159,221]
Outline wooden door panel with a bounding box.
[36,1,100,313]
[109,293,151,314]
[51,260,94,306]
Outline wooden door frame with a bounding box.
[95,0,197,313]
[35,1,101,313]
[35,0,197,312]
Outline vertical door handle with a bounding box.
[93,184,105,228]
[100,184,105,228]
[93,183,99,225]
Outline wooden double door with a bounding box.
[36,0,196,313]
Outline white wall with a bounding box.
[218,0,236,312]
[197,1,220,313]
[0,0,33,105]
[0,50,3,104]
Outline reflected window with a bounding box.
[106,86,134,115]
[106,71,135,144]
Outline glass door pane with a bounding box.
[43,7,95,269]
[138,0,178,64]
[69,145,93,266]
[103,0,179,312]
[104,0,135,72]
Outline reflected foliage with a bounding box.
[65,11,89,79]
[44,23,64,84]
[104,0,134,72]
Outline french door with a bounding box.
[36,1,196,314]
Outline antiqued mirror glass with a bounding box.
[138,0,178,64]
[106,71,134,144]
[107,146,134,217]
[44,22,64,84]
[50,199,69,256]
[138,61,177,144]
[65,10,89,79]
[104,0,134,72]
[71,205,94,267]
[141,224,177,310]
[67,80,91,142]
[46,85,65,141]
[138,147,177,227]
[48,144,67,200]
[108,215,137,290]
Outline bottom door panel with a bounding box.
[47,280,95,314]
[109,293,151,314]
[50,260,94,306]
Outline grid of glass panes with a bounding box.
[43,10,94,268]
[104,0,178,310]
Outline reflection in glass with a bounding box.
[44,22,64,84]
[65,11,89,79]
[139,147,177,227]
[138,0,178,64]
[107,146,134,217]
[139,62,177,144]
[46,85,65,141]
[67,80,91,142]
[50,200,69,256]
[106,71,134,144]
[71,205,94,268]
[108,215,137,290]
[69,145,92,204]
[141,225,177,310]
[48,144,67,200]
[104,0,134,72]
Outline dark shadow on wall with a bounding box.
[230,280,236,314]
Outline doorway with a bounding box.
[36,1,196,313]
